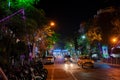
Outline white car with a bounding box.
[43,56,55,64]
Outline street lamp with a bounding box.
[110,37,118,53]
[81,35,86,39]
[112,38,117,43]
[111,37,117,47]
[50,21,55,27]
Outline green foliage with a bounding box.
[64,40,74,50]
[50,33,60,42]
[86,26,102,43]
[47,33,60,49]
[92,6,120,45]
[0,0,46,42]
[15,41,28,55]
[77,34,90,45]
[9,0,40,9]
[0,0,48,63]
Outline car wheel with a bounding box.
[77,62,81,67]
[82,62,94,69]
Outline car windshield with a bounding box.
[45,56,53,59]
[79,56,90,59]
[64,55,71,58]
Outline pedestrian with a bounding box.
[20,54,25,66]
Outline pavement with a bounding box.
[94,60,120,69]
[104,63,120,68]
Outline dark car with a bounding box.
[64,55,71,62]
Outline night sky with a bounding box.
[36,0,120,37]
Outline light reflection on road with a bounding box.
[44,58,80,80]
[44,57,120,80]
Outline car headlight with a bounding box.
[64,64,68,69]
[64,63,73,69]
[70,63,73,67]
[65,58,67,60]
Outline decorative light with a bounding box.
[8,0,11,7]
[0,9,25,23]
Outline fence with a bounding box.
[102,57,120,65]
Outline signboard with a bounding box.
[102,45,109,58]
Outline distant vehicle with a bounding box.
[77,56,94,69]
[43,56,55,64]
[110,47,120,58]
[64,61,73,69]
[64,55,71,62]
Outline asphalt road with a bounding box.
[44,58,120,80]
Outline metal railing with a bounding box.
[102,57,120,65]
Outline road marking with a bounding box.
[69,71,78,80]
[51,67,54,80]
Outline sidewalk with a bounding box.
[104,62,120,67]
[100,60,120,69]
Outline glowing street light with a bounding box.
[112,37,117,43]
[111,37,118,48]
[81,35,86,39]
[113,38,116,42]
[50,21,55,27]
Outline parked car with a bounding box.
[77,56,94,69]
[43,56,55,64]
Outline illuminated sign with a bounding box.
[102,45,109,58]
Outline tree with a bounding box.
[0,0,46,42]
[84,6,120,58]
[0,0,47,65]
[34,24,60,56]
[77,19,102,56]
[86,26,102,43]
[8,0,40,9]
[63,35,76,56]
[47,33,60,50]
[93,6,120,45]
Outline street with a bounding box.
[44,58,120,80]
